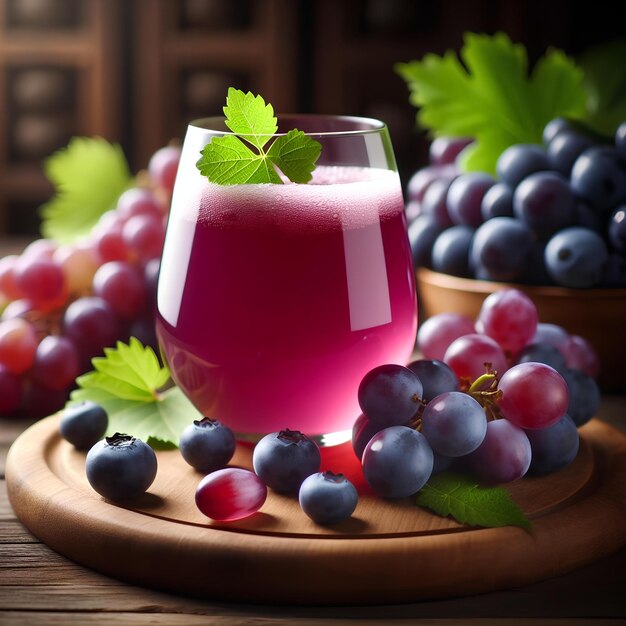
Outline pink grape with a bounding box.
[1,299,34,322]
[466,419,531,484]
[93,218,132,263]
[148,145,181,194]
[117,188,162,220]
[21,238,57,261]
[417,313,475,361]
[195,468,267,522]
[562,335,600,378]
[93,261,146,320]
[476,288,538,354]
[0,255,22,300]
[498,362,569,429]
[0,364,22,415]
[0,318,38,374]
[443,333,507,382]
[54,244,101,295]
[31,335,80,391]
[122,214,165,261]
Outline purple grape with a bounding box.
[571,147,626,212]
[406,164,457,203]
[421,179,454,228]
[432,452,454,474]
[616,122,626,160]
[532,323,569,352]
[466,419,531,484]
[252,429,321,493]
[546,131,594,175]
[470,217,533,281]
[481,183,514,220]
[431,225,474,276]
[86,433,158,501]
[513,172,576,238]
[515,343,566,372]
[497,144,549,187]
[352,412,384,460]
[358,364,423,427]
[299,471,358,525]
[421,391,487,457]
[406,359,459,402]
[408,214,442,267]
[446,173,494,228]
[561,368,600,427]
[525,414,579,476]
[544,226,609,287]
[179,417,236,473]
[60,401,108,450]
[429,137,472,165]
[608,207,626,252]
[361,426,433,498]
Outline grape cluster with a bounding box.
[0,146,181,417]
[408,120,626,287]
[354,287,599,493]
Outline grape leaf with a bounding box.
[68,338,202,448]
[196,88,322,185]
[396,32,587,174]
[40,136,132,244]
[416,471,531,531]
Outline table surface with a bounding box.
[1,397,625,626]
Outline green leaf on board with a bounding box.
[39,136,132,244]
[196,87,322,185]
[416,471,532,531]
[395,32,587,174]
[69,338,201,448]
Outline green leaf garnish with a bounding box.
[196,88,322,185]
[396,32,587,174]
[68,337,202,448]
[416,471,532,531]
[40,136,132,244]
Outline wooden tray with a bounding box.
[6,415,626,605]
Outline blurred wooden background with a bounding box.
[0,0,621,236]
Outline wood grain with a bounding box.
[6,415,626,606]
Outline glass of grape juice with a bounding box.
[156,115,417,443]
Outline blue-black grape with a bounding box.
[570,147,626,213]
[470,217,533,281]
[616,122,626,160]
[525,414,579,476]
[481,183,514,220]
[574,201,603,232]
[515,343,566,372]
[179,417,236,473]
[421,391,487,457]
[496,144,549,187]
[408,214,442,267]
[546,131,594,175]
[602,254,626,287]
[60,401,108,450]
[361,426,433,498]
[406,359,459,402]
[299,471,358,525]
[544,226,609,287]
[446,173,494,228]
[543,117,572,144]
[421,179,454,228]
[431,225,474,276]
[252,429,321,493]
[608,207,626,252]
[560,368,601,427]
[358,364,423,427]
[352,412,384,460]
[85,433,158,501]
[513,172,576,238]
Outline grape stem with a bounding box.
[467,368,504,422]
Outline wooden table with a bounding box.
[1,396,625,626]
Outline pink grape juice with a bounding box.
[156,166,417,438]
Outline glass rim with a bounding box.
[188,114,388,138]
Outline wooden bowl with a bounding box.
[416,268,626,391]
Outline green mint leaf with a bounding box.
[69,338,202,447]
[40,136,132,243]
[223,87,278,150]
[197,135,282,184]
[578,40,626,137]
[396,32,587,174]
[196,88,322,185]
[266,129,322,184]
[416,471,532,531]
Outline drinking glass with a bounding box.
[156,115,417,442]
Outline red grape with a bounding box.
[417,312,475,361]
[148,146,181,194]
[443,333,507,382]
[0,318,38,374]
[31,335,80,391]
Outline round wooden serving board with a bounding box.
[6,415,626,605]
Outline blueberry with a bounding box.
[86,433,157,501]
[60,401,108,450]
[179,417,236,472]
[299,471,358,525]
[252,429,321,493]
